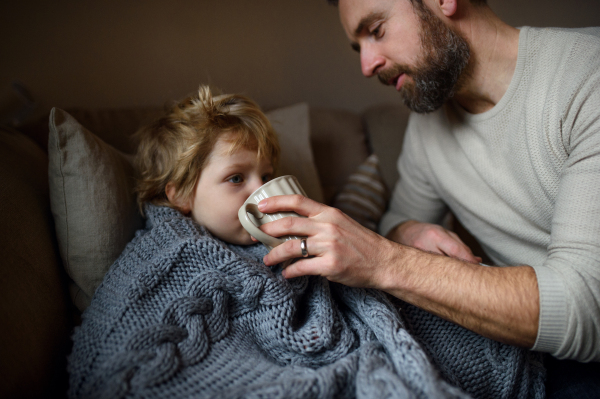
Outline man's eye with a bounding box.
[228,175,243,184]
[371,25,383,38]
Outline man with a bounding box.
[256,0,600,394]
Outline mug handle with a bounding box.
[238,203,285,249]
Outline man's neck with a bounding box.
[451,7,520,114]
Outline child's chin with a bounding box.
[210,230,255,246]
[236,233,258,246]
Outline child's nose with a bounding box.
[248,177,265,193]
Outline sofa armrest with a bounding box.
[0,127,73,398]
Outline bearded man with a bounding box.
[256,0,600,396]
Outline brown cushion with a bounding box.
[18,106,163,154]
[64,107,163,154]
[363,104,411,191]
[267,103,324,203]
[310,107,370,205]
[0,127,72,398]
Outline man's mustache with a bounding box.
[377,65,411,86]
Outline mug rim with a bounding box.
[246,175,299,200]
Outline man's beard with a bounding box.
[378,4,470,113]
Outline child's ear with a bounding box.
[165,182,192,214]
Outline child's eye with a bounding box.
[228,175,243,184]
[262,174,272,183]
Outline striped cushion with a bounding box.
[333,154,390,231]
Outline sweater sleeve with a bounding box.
[531,32,600,361]
[379,114,449,237]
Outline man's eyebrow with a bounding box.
[354,11,386,36]
[350,11,386,52]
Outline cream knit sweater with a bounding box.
[380,26,600,362]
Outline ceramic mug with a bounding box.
[238,175,307,250]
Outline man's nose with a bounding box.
[360,46,385,77]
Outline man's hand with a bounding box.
[388,220,482,264]
[257,195,394,288]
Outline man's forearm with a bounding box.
[377,240,540,348]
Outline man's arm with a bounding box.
[377,237,539,347]
[258,195,539,348]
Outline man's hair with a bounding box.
[134,85,280,212]
[327,0,486,5]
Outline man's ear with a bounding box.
[436,0,458,17]
[165,182,192,214]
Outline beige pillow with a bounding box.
[48,103,322,311]
[48,108,143,311]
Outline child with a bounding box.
[135,85,280,245]
[67,86,544,399]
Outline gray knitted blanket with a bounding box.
[68,205,545,399]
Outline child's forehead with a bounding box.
[214,131,259,154]
[207,133,271,167]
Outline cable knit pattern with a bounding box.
[68,205,544,399]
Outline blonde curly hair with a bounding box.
[134,85,280,213]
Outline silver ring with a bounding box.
[300,238,309,257]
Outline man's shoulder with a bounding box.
[527,26,600,42]
[525,26,600,58]
[523,27,600,97]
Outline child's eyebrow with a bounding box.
[222,161,273,172]
[221,162,249,172]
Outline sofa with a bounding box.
[1,100,488,398]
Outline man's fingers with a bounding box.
[395,221,482,264]
[445,232,482,263]
[281,258,319,279]
[264,236,320,266]
[276,238,328,279]
[438,237,479,263]
[447,230,470,247]
[260,214,318,240]
[258,194,325,218]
